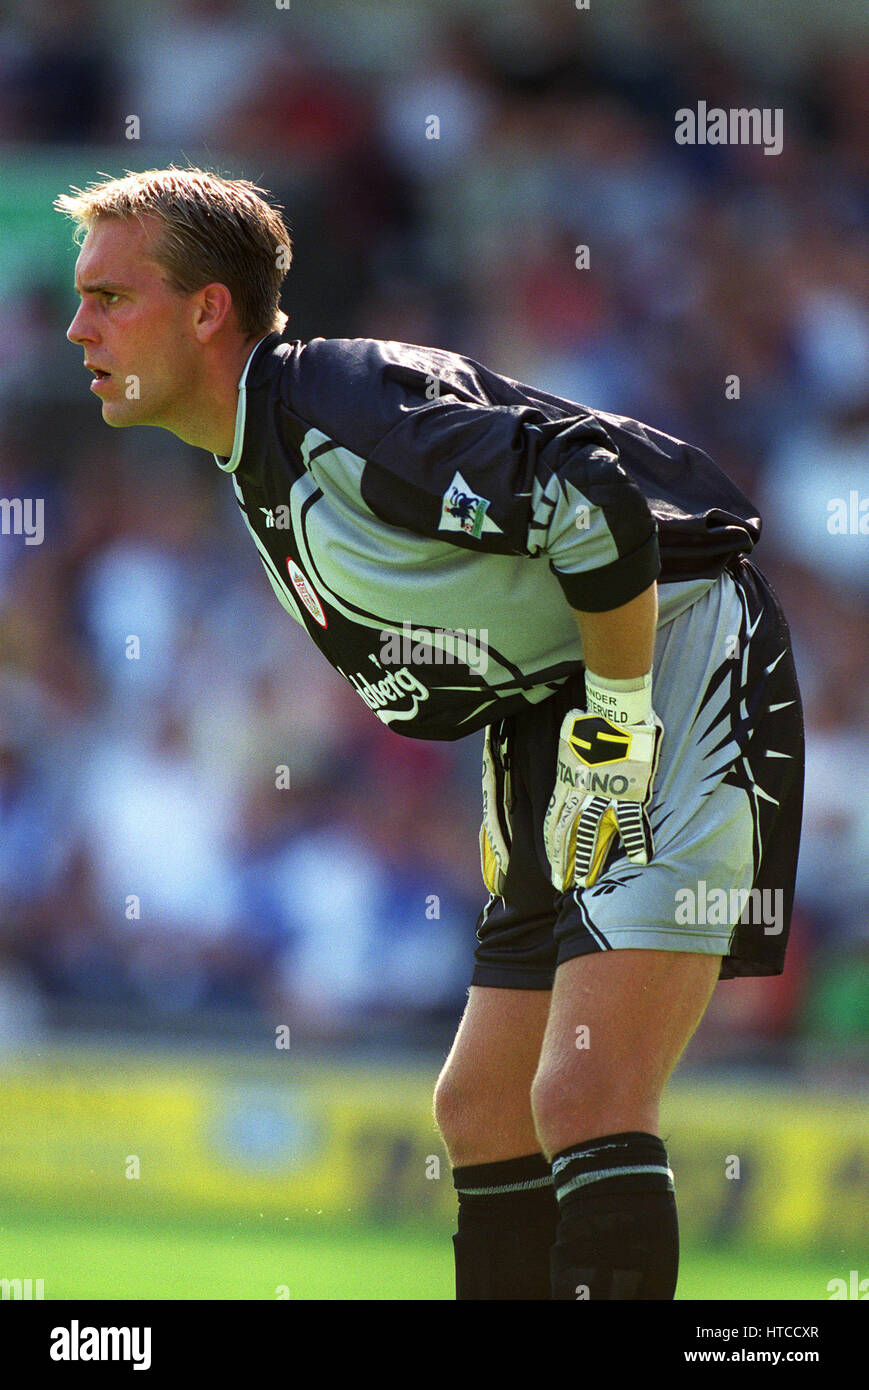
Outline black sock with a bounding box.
[452,1152,559,1300]
[549,1131,679,1300]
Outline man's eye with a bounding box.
[102,292,120,304]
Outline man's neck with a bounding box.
[174,333,269,456]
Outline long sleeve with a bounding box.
[363,392,660,611]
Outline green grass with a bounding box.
[677,1248,839,1302]
[0,1207,843,1301]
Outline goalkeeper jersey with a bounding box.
[214,333,762,741]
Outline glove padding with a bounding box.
[479,723,511,896]
[543,708,664,891]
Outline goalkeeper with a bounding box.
[57,168,805,1301]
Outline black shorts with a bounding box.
[471,558,805,990]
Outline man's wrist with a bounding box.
[583,668,653,726]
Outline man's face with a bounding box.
[67,216,201,430]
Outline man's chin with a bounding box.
[100,401,149,428]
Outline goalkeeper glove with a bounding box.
[543,670,663,892]
[479,723,511,897]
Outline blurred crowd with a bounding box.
[0,0,867,1056]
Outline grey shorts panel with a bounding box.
[471,558,805,987]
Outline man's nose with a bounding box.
[67,305,95,345]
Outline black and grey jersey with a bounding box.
[214,333,762,741]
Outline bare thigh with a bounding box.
[434,984,551,1167]
[531,948,722,1157]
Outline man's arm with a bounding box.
[544,579,662,890]
[572,580,658,681]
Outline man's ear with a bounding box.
[192,282,234,343]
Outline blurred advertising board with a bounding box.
[0,1047,865,1255]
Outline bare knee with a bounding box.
[530,1063,659,1161]
[530,950,720,1158]
[433,1061,539,1168]
[433,984,551,1166]
[432,1065,474,1151]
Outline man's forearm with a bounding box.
[572,581,658,680]
[547,579,663,890]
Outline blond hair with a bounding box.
[55,166,291,337]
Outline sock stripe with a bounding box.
[551,1133,674,1206]
[556,1162,674,1203]
[455,1174,553,1198]
[452,1151,553,1193]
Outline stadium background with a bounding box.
[0,0,867,1300]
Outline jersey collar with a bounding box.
[213,334,278,473]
